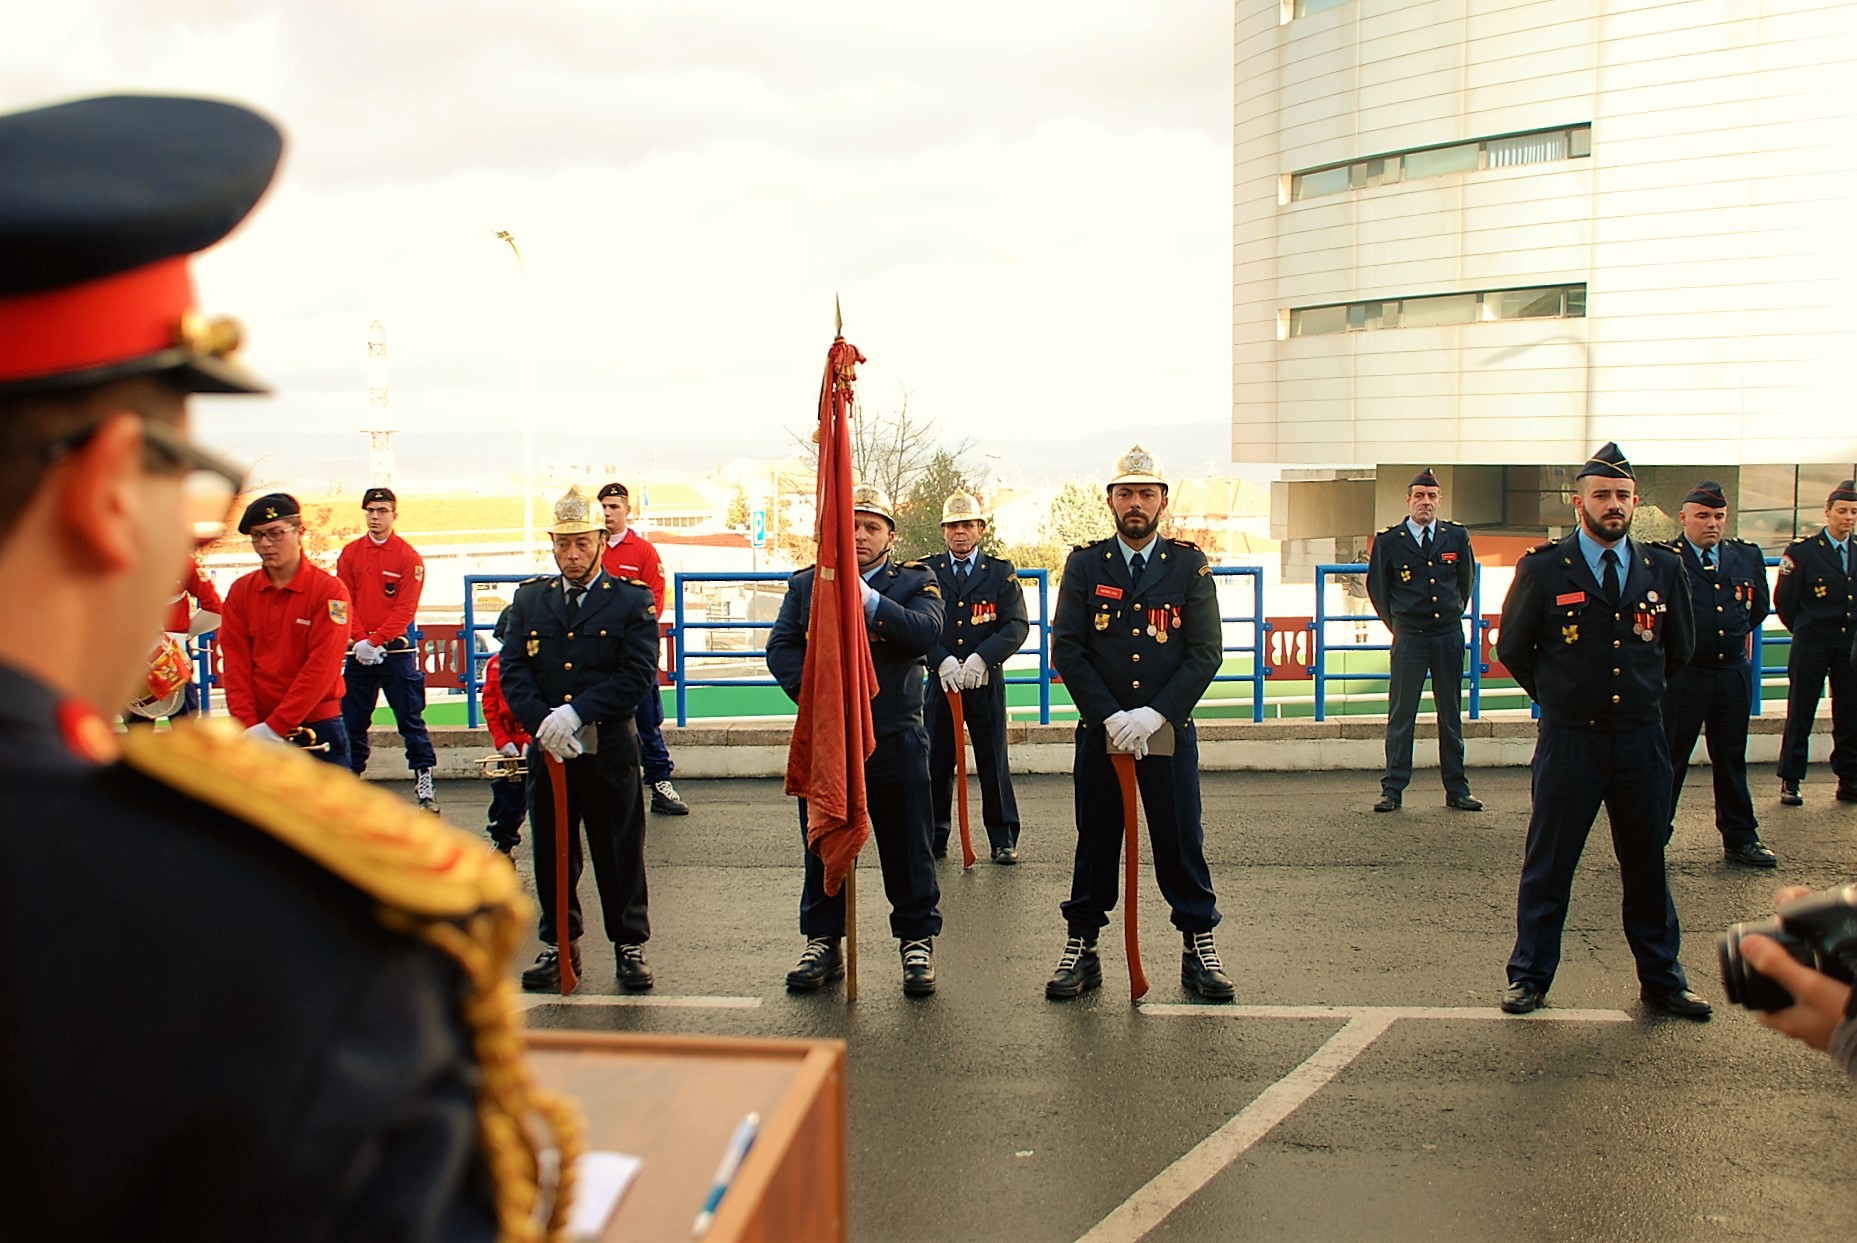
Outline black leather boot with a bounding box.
[900,938,937,996]
[616,943,654,991]
[519,942,581,992]
[1045,935,1102,999]
[784,937,844,992]
[1181,930,1235,1002]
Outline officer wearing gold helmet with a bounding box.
[0,95,576,1239]
[767,483,948,994]
[924,489,1030,862]
[500,485,664,993]
[1046,445,1235,1002]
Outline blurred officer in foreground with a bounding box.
[1660,481,1774,866]
[1774,480,1857,806]
[925,489,1029,863]
[502,486,663,992]
[599,480,689,815]
[218,492,353,767]
[768,485,946,995]
[1365,468,1480,813]
[0,94,572,1241]
[1496,442,1709,1020]
[1047,446,1233,1002]
[337,486,440,812]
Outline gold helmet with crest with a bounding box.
[547,485,603,536]
[940,489,985,525]
[1108,444,1166,490]
[852,483,895,528]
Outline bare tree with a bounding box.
[788,384,974,511]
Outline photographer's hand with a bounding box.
[1740,933,1853,1053]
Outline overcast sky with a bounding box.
[6,3,1235,476]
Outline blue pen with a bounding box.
[691,1110,760,1239]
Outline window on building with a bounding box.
[1284,0,1349,18]
[1287,284,1587,337]
[1289,125,1592,201]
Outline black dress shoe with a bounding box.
[1779,779,1803,806]
[1181,931,1235,1002]
[932,842,949,860]
[784,937,843,991]
[616,943,654,991]
[1641,987,1712,1020]
[1045,936,1102,999]
[1499,981,1546,1014]
[991,845,1019,865]
[520,942,582,992]
[1724,840,1779,868]
[1838,786,1857,804]
[1373,794,1401,813]
[1446,794,1484,812]
[900,938,936,996]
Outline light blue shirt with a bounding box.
[1405,518,1435,544]
[1116,536,1159,573]
[1829,535,1850,566]
[862,559,885,618]
[1576,528,1631,588]
[1685,538,1717,568]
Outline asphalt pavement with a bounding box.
[411,765,1857,1243]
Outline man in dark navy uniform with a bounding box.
[0,95,556,1239]
[1046,446,1233,1002]
[926,489,1030,863]
[501,485,663,992]
[1774,480,1857,806]
[1496,442,1709,1020]
[1660,480,1775,866]
[768,485,946,995]
[1366,468,1481,813]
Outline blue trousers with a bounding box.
[1382,630,1469,798]
[926,674,1020,851]
[1061,720,1219,937]
[1507,721,1687,994]
[1777,638,1857,784]
[797,726,942,941]
[1662,664,1757,847]
[299,715,351,771]
[341,651,436,775]
[486,776,525,849]
[635,684,674,783]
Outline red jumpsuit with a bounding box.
[217,559,350,735]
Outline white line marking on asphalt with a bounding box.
[1078,1003,1631,1242]
[517,993,762,1011]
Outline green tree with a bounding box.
[1042,479,1112,547]
[896,449,975,560]
[725,484,750,531]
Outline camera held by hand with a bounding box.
[1718,883,1857,1011]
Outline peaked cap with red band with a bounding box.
[0,94,283,397]
[1682,480,1727,509]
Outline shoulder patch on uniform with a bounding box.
[1197,563,1211,576]
[920,581,942,598]
[120,721,523,921]
[413,564,424,582]
[1779,554,1795,574]
[1170,539,1200,551]
[328,598,348,625]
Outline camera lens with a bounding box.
[1718,919,1814,1012]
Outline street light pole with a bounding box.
[494,229,535,557]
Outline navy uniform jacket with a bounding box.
[1051,536,1221,726]
[1664,538,1769,666]
[925,551,1030,670]
[1497,534,1696,731]
[1775,530,1856,646]
[767,558,945,737]
[0,664,498,1241]
[499,571,661,737]
[1366,519,1476,636]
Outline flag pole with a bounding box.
[845,856,859,1002]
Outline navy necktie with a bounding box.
[955,560,970,590]
[1601,548,1621,604]
[1700,547,1714,574]
[567,586,585,625]
[1129,552,1146,589]
[1420,527,1432,558]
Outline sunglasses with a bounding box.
[41,414,248,547]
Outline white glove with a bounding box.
[1129,733,1151,761]
[960,653,989,689]
[1123,706,1166,745]
[243,722,283,744]
[499,741,522,758]
[859,575,878,613]
[352,639,384,665]
[937,656,962,693]
[1102,710,1134,749]
[535,704,584,760]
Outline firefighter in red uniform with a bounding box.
[217,493,352,767]
[336,486,439,812]
[598,481,689,815]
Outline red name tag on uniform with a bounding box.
[1440,552,1457,563]
[1555,591,1585,606]
[1095,584,1123,599]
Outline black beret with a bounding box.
[238,492,299,534]
[1682,480,1727,508]
[1576,441,1635,481]
[0,94,282,397]
[1408,469,1440,489]
[362,486,397,507]
[597,482,629,501]
[1831,480,1857,505]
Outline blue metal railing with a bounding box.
[1754,556,1792,716]
[1309,563,1486,723]
[462,575,539,727]
[1207,566,1270,722]
[669,568,1055,726]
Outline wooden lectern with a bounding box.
[525,1030,848,1242]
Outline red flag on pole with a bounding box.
[784,326,877,897]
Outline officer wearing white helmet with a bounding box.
[924,490,1030,863]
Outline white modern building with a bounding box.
[1234,0,1857,570]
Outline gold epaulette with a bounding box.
[121,720,518,919]
[1521,540,1555,557]
[1171,538,1200,551]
